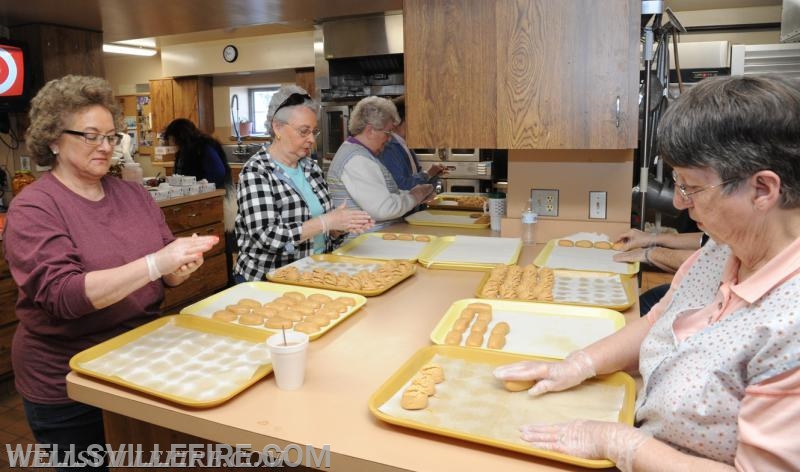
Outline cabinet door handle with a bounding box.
[172,207,182,213]
[615,96,621,128]
[188,213,198,218]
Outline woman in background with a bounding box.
[234,85,373,281]
[162,118,231,190]
[327,96,433,231]
[3,75,218,470]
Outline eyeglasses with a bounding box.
[671,170,739,201]
[273,92,312,116]
[373,126,393,137]
[63,130,123,146]
[288,124,321,138]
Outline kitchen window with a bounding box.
[248,87,279,135]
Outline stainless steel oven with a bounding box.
[447,148,480,161]
[320,103,355,170]
[442,179,482,193]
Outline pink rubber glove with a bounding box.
[493,350,597,396]
[520,420,650,472]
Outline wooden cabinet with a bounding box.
[11,24,104,97]
[159,191,228,312]
[404,0,640,149]
[117,94,154,156]
[150,77,214,136]
[0,247,18,379]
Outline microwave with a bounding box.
[414,148,445,162]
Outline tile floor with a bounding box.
[0,388,51,471]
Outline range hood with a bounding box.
[315,12,405,102]
[321,12,403,59]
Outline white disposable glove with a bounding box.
[493,350,597,396]
[322,203,375,234]
[519,420,650,472]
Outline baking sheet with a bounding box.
[69,315,273,408]
[417,236,522,270]
[180,282,366,340]
[332,232,436,261]
[405,210,490,229]
[430,298,625,359]
[369,346,635,469]
[476,267,635,310]
[427,192,488,211]
[266,255,416,296]
[534,239,639,275]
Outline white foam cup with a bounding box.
[267,332,310,390]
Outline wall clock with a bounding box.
[223,45,238,63]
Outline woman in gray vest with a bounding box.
[327,96,433,232]
[234,85,374,281]
[494,75,800,470]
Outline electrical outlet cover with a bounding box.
[589,191,607,219]
[531,189,559,217]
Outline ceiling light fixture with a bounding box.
[102,43,158,57]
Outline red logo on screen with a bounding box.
[0,45,25,97]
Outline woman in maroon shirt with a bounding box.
[2,75,219,470]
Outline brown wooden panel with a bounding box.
[162,252,227,312]
[0,277,18,326]
[0,323,16,376]
[150,79,175,134]
[404,0,497,148]
[0,246,8,277]
[163,196,223,233]
[173,221,225,258]
[173,77,200,125]
[195,76,215,134]
[295,67,315,97]
[496,0,639,149]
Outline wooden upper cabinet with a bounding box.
[405,0,497,149]
[404,0,640,150]
[149,76,214,135]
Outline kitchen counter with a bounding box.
[155,189,225,208]
[67,223,640,471]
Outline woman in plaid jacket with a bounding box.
[233,86,373,282]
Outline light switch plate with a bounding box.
[20,156,31,172]
[589,191,607,219]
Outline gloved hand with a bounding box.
[410,184,434,204]
[519,420,650,472]
[153,234,219,276]
[323,203,375,234]
[613,228,656,251]
[493,350,597,396]
[613,247,648,263]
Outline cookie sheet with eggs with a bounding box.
[429,298,625,359]
[476,264,634,310]
[533,238,639,275]
[332,232,435,262]
[179,282,366,341]
[369,346,635,468]
[266,254,416,296]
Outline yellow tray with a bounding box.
[430,298,625,359]
[404,210,490,229]
[180,282,367,341]
[266,254,416,297]
[69,315,273,408]
[475,268,636,311]
[332,232,437,262]
[368,345,636,469]
[417,235,522,270]
[426,193,488,211]
[533,239,639,276]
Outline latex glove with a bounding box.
[493,350,596,396]
[323,203,375,234]
[613,247,647,263]
[613,228,656,252]
[410,184,434,204]
[519,420,650,472]
[153,234,219,275]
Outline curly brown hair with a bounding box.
[26,75,122,166]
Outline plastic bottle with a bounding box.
[521,206,538,245]
[121,162,143,184]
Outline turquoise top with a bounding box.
[276,161,325,253]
